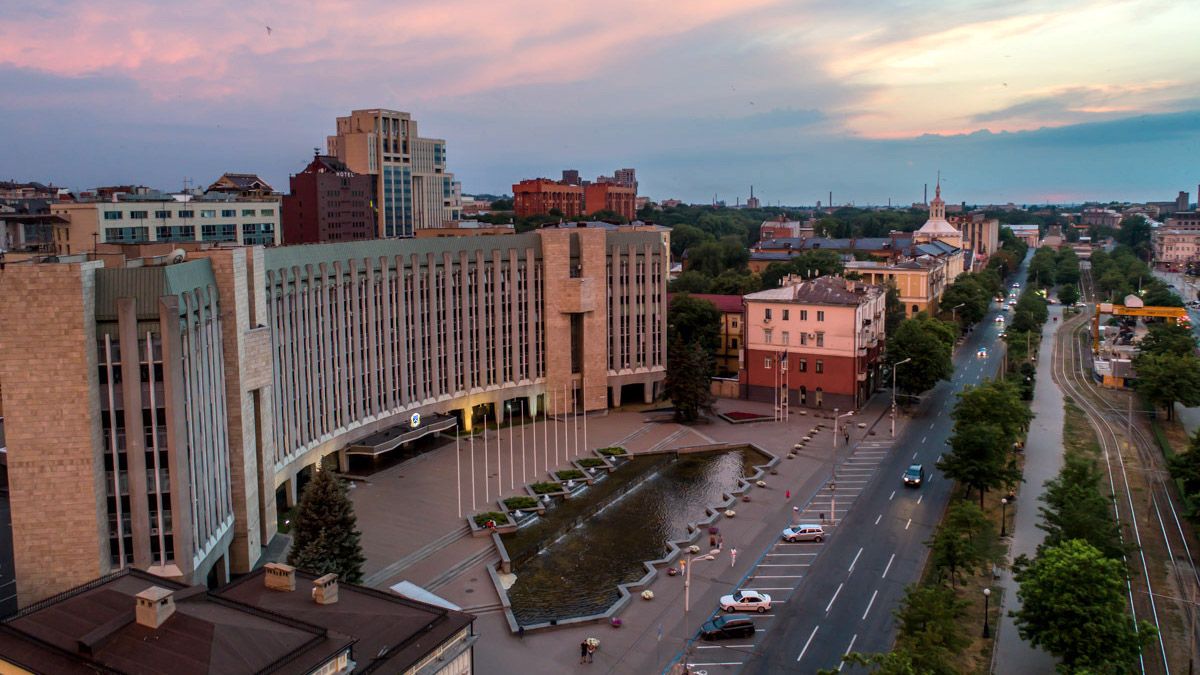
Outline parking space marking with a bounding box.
[750,575,804,578]
[759,563,809,567]
[696,645,755,650]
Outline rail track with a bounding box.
[1046,263,1200,673]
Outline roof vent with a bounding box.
[135,586,176,629]
[265,562,296,592]
[312,573,339,605]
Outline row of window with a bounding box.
[763,329,824,347]
[763,308,825,322]
[102,208,275,220]
[763,357,824,373]
[106,223,275,244]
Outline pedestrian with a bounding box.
[731,548,737,568]
[580,640,588,664]
[820,512,825,523]
[586,642,596,663]
[517,625,525,640]
[785,489,791,500]
[709,533,717,548]
[717,534,723,550]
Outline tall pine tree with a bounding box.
[287,469,366,583]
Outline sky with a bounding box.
[1,0,1199,206]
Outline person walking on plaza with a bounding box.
[580,640,588,664]
[586,642,596,663]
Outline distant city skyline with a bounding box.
[1,1,1198,206]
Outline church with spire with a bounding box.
[912,178,966,280]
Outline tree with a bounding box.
[952,379,1032,441]
[928,501,995,586]
[665,338,715,422]
[1038,455,1125,559]
[1012,539,1156,672]
[708,269,762,295]
[287,469,366,583]
[884,282,905,338]
[1133,352,1200,420]
[893,584,969,675]
[1168,430,1200,518]
[941,421,1020,507]
[1138,322,1198,357]
[668,223,714,258]
[888,314,954,397]
[1057,283,1079,307]
[1028,248,1057,288]
[1115,215,1152,258]
[667,270,713,294]
[824,650,920,675]
[667,294,722,354]
[685,237,749,277]
[939,275,989,327]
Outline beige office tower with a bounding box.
[326,109,463,238]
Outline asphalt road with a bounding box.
[740,256,1031,674]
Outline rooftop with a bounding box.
[668,293,744,314]
[744,275,882,306]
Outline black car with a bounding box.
[700,614,756,640]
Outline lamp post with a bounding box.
[982,587,992,638]
[951,302,965,325]
[1000,497,1008,537]
[682,551,717,672]
[891,357,912,438]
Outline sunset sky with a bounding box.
[2,0,1198,205]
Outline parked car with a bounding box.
[700,614,757,641]
[781,524,825,542]
[720,589,773,613]
[903,464,925,487]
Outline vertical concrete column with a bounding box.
[338,450,349,473]
[116,298,152,568]
[159,295,196,578]
[284,475,298,508]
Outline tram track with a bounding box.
[1046,263,1199,673]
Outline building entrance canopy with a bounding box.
[344,413,456,456]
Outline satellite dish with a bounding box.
[170,248,187,264]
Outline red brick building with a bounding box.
[281,155,375,243]
[513,178,584,219]
[740,275,886,411]
[585,183,637,221]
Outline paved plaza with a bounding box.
[346,393,909,674]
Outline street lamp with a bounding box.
[951,302,965,325]
[982,587,992,638]
[682,551,717,670]
[891,357,912,438]
[1000,498,1008,537]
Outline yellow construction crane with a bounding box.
[1091,301,1188,353]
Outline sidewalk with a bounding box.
[993,305,1065,675]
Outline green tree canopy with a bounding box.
[928,501,997,586]
[758,250,845,290]
[668,270,713,294]
[885,281,905,338]
[667,294,722,354]
[1057,283,1080,307]
[287,469,366,583]
[1115,215,1152,258]
[665,338,716,422]
[1037,455,1125,559]
[1139,322,1198,357]
[1133,351,1200,420]
[951,379,1033,442]
[686,236,750,277]
[940,420,1021,507]
[939,275,990,327]
[668,223,714,258]
[1012,539,1156,672]
[893,584,969,675]
[888,313,955,397]
[708,269,762,295]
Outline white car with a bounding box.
[994,316,1005,324]
[1012,283,1020,289]
[977,347,988,358]
[720,589,773,613]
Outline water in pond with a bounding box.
[503,448,767,626]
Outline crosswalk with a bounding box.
[682,437,894,671]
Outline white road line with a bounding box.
[905,518,912,530]
[766,553,817,557]
[922,435,927,443]
[874,514,882,525]
[696,645,755,649]
[862,589,879,620]
[912,451,918,459]
[929,422,934,429]
[825,582,844,613]
[797,626,819,661]
[759,564,808,567]
[882,553,895,578]
[918,495,924,504]
[848,547,863,573]
[751,575,804,578]
[889,490,896,500]
[688,661,744,666]
[838,634,858,672]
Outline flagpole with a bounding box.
[573,383,579,459]
[521,404,527,485]
[509,405,515,490]
[455,423,461,518]
[470,408,477,510]
[483,408,490,503]
[553,389,560,468]
[543,392,549,476]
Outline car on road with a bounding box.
[1012,283,1020,289]
[720,589,773,613]
[699,614,756,640]
[976,347,988,358]
[999,331,1007,339]
[903,463,925,487]
[781,524,825,542]
[994,315,1005,324]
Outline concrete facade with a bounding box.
[0,226,668,606]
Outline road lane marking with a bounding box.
[874,514,882,525]
[912,451,918,459]
[751,575,804,578]
[696,645,755,649]
[922,436,927,443]
[862,589,879,620]
[825,582,844,613]
[797,626,819,661]
[905,518,912,530]
[839,634,858,671]
[759,564,808,567]
[889,490,896,500]
[848,547,863,573]
[917,495,923,504]
[689,661,744,665]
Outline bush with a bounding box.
[555,469,585,481]
[504,496,539,510]
[473,511,509,527]
[530,482,561,494]
[578,457,606,468]
[597,446,627,456]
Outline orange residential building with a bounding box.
[513,179,583,219]
[585,183,637,221]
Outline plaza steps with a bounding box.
[363,522,471,588]
[426,546,501,592]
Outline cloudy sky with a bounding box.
[2,0,1198,205]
